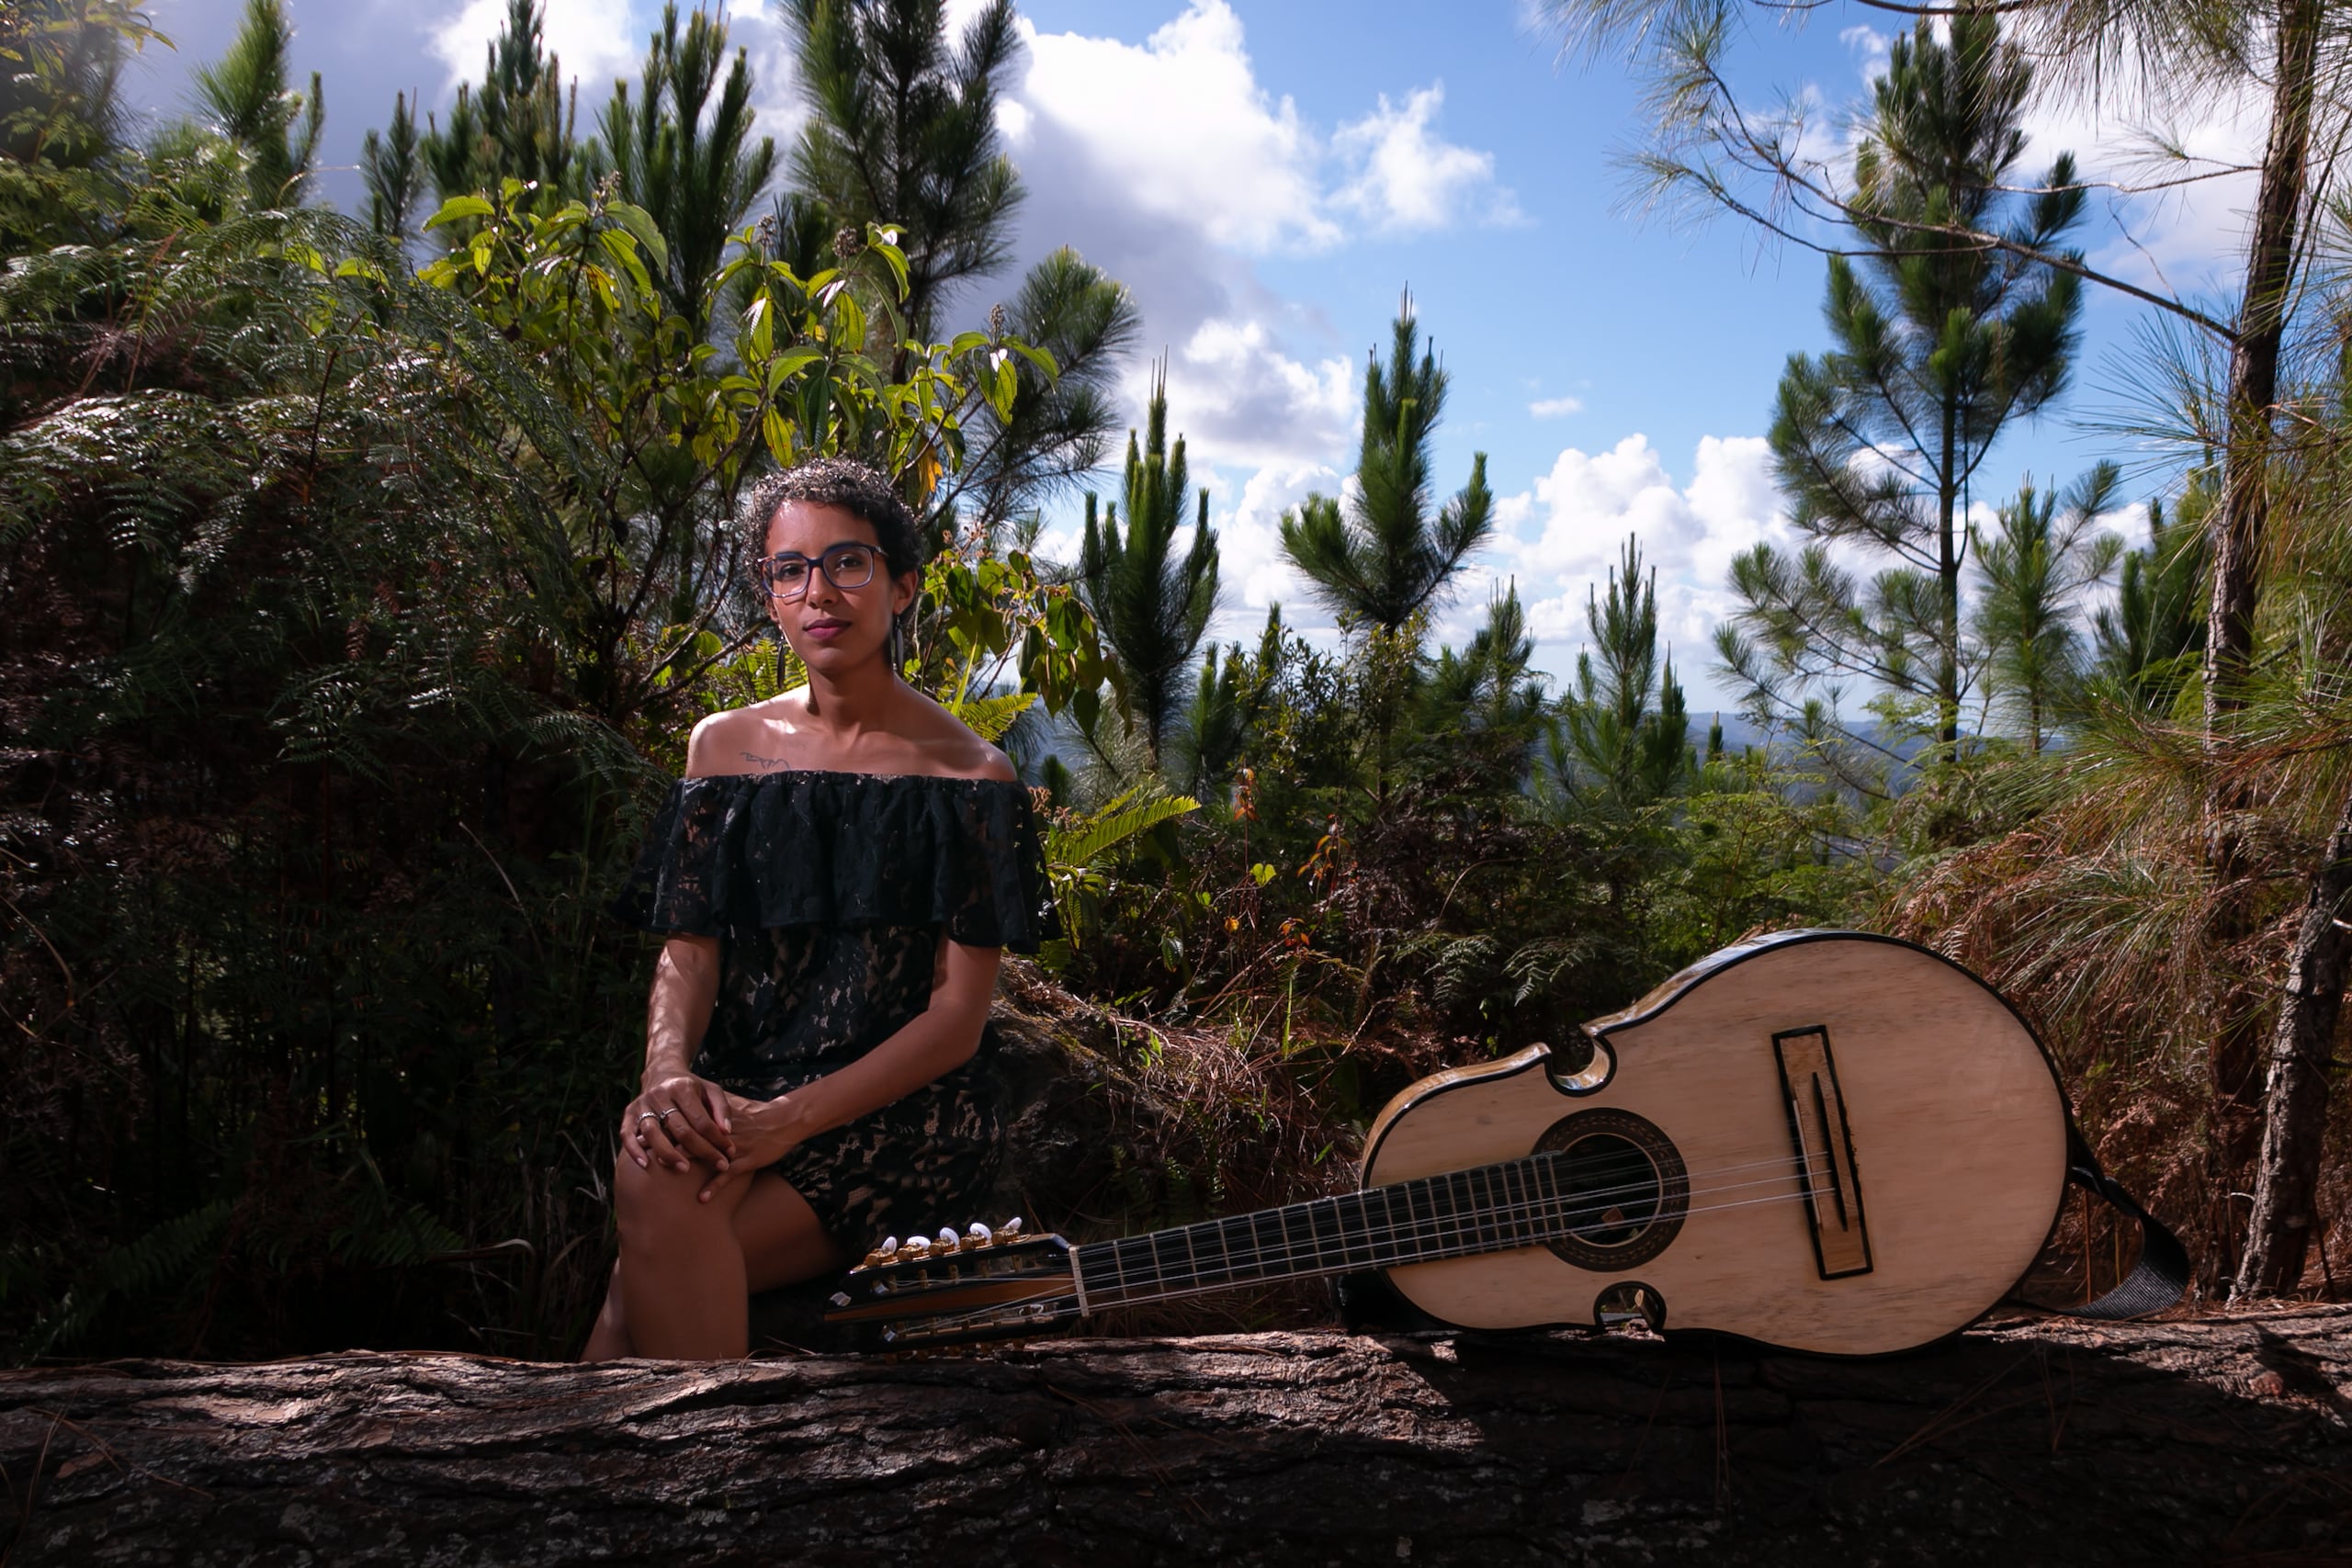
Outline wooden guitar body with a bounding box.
[1362,931,2070,1355]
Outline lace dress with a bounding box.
[614,770,1054,1253]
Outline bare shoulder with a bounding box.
[901,688,1016,782]
[683,698,799,779]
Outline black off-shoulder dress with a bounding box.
[614,770,1054,1255]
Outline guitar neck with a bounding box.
[1071,1153,1576,1314]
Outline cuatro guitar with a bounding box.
[826,930,2182,1357]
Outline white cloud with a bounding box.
[1331,84,1524,233]
[1528,395,1584,418]
[1499,434,1786,662]
[428,0,639,98]
[1012,2,1336,254]
[1165,318,1356,471]
[998,2,1518,511]
[1205,460,1344,628]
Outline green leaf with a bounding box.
[1009,341,1060,381]
[944,691,1036,741]
[763,405,796,468]
[866,228,910,298]
[606,201,668,270]
[424,194,494,231]
[763,345,821,394]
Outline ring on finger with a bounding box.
[657,1107,679,1122]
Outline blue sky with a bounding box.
[123,0,2260,711]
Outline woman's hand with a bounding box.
[695,1092,810,1202]
[623,1073,736,1173]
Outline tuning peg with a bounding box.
[965,1221,994,1248]
[898,1236,932,1261]
[1000,1216,1023,1240]
[861,1236,900,1269]
[828,1292,852,1308]
[935,1227,962,1253]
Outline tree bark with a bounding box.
[2204,0,2324,1147]
[2234,782,2352,1297]
[12,1312,2352,1565]
[2204,0,2322,730]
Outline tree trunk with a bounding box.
[2204,0,2321,730]
[13,1313,2352,1565]
[2203,0,2324,1146]
[2234,782,2352,1297]
[1938,400,1961,762]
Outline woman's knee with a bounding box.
[612,1148,713,1248]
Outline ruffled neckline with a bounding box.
[614,768,1055,951]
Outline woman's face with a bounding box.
[760,499,917,677]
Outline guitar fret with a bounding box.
[1334,1191,1365,1269]
[1534,1153,1563,1240]
[1371,1185,1402,1268]
[1408,1175,1438,1264]
[1117,1235,1153,1302]
[1250,1206,1284,1280]
[1501,1160,1530,1247]
[1150,1227,1183,1295]
[1448,1170,1477,1257]
[1309,1197,1341,1269]
[1272,1203,1304,1280]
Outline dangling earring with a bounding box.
[775,625,790,690]
[888,617,906,679]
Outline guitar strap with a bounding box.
[2055,1120,2193,1320]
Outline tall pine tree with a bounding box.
[1079,371,1221,768]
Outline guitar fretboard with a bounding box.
[1072,1151,1606,1311]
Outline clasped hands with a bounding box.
[623,1072,803,1202]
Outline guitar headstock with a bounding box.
[824,1217,1083,1351]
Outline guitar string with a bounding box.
[871,1165,1851,1334]
[885,1182,1855,1337]
[1088,1147,1837,1281]
[865,1149,1832,1319]
[1087,1155,1837,1295]
[865,1148,1823,1259]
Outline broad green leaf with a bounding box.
[605,202,668,270]
[1009,341,1060,381]
[424,195,494,231]
[764,345,823,393]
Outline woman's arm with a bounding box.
[624,931,739,1172]
[695,935,1003,1201]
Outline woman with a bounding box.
[582,457,1052,1361]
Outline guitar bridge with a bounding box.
[1773,1026,1871,1279]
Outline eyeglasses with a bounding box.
[756,543,878,600]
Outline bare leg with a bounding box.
[610,1149,759,1359]
[603,1153,852,1359]
[580,1260,634,1361]
[733,1172,849,1292]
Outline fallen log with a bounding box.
[6,1307,2352,1566]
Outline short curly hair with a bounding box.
[741,457,923,581]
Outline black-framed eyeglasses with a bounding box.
[756,543,878,600]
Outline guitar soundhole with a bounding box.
[1533,1108,1689,1271]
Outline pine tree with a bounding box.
[1555,536,1690,812]
[1729,11,2084,761]
[941,246,1142,544]
[1971,463,2123,751]
[361,91,424,245]
[1079,372,1221,767]
[2095,483,2211,714]
[597,3,777,332]
[782,0,1024,339]
[415,0,588,226]
[192,0,323,209]
[1279,300,1494,634]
